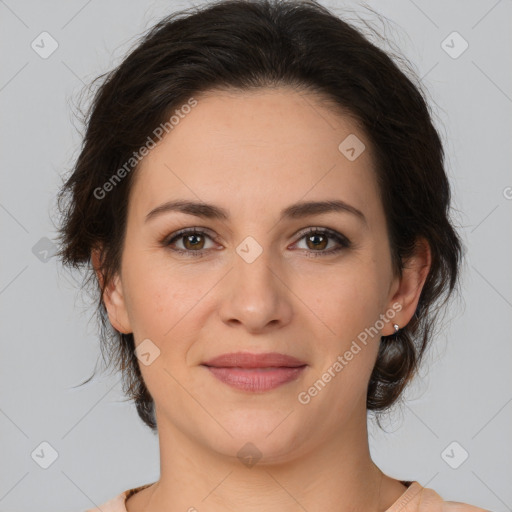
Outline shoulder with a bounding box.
[440,501,492,512]
[419,486,492,512]
[389,482,492,512]
[83,483,154,512]
[83,490,129,512]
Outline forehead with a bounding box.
[130,87,379,220]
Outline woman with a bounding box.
[55,0,490,510]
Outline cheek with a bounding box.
[300,265,386,399]
[298,258,387,335]
[124,264,206,392]
[122,252,205,340]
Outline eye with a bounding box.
[162,226,351,258]
[163,227,218,258]
[293,227,351,257]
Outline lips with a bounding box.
[201,352,307,392]
[202,351,306,368]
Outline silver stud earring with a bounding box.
[393,324,400,332]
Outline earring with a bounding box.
[393,324,400,332]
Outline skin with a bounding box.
[93,87,431,512]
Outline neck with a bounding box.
[129,406,407,512]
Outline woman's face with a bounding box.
[104,87,409,462]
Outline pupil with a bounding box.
[186,234,202,249]
[309,234,326,249]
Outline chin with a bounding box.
[204,414,312,466]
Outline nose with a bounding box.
[217,247,293,334]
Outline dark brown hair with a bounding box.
[55,0,463,432]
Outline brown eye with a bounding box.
[294,228,351,257]
[305,232,328,251]
[181,233,206,250]
[164,228,217,257]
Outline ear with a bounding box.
[91,248,132,334]
[382,237,431,335]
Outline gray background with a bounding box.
[0,0,511,511]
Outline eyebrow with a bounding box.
[145,199,366,225]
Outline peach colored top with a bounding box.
[84,480,491,512]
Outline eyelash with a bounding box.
[162,227,351,258]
